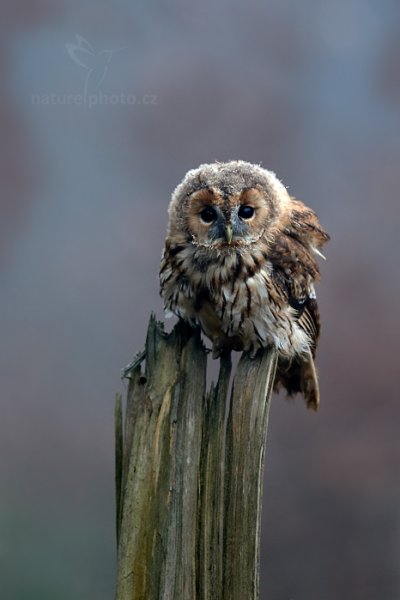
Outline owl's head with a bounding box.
[167,161,291,250]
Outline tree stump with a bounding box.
[115,315,277,600]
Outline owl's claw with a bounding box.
[121,350,146,380]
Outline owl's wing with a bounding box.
[292,298,320,355]
[272,264,321,409]
[269,234,320,344]
[271,198,329,340]
[286,196,330,253]
[269,200,329,409]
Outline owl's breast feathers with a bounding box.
[160,197,329,409]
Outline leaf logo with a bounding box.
[66,34,126,99]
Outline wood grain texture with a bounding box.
[115,315,277,600]
[223,349,278,599]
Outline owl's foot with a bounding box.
[243,343,263,360]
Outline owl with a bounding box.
[159,161,329,410]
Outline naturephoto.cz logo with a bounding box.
[31,34,157,108]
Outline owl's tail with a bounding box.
[275,349,320,410]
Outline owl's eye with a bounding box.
[200,206,217,224]
[238,205,255,220]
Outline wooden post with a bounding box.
[115,315,277,600]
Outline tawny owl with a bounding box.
[159,161,329,410]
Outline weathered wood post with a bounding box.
[115,315,277,600]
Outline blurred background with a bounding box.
[1,1,399,598]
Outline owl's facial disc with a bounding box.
[187,187,268,249]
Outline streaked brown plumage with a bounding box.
[160,161,329,409]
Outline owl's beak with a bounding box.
[224,224,233,244]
